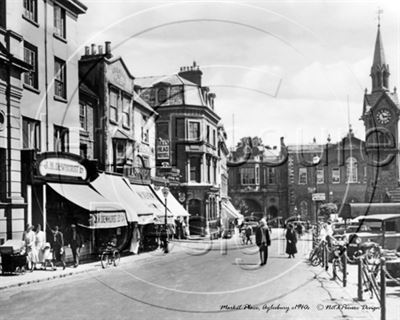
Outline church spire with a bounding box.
[370,19,390,92]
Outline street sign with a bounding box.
[312,193,326,201]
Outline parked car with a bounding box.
[346,214,400,259]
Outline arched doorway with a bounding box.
[188,199,203,235]
[267,206,278,218]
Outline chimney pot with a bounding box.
[98,45,103,54]
[105,41,112,57]
[84,46,90,55]
[91,44,96,55]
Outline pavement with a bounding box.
[1,228,399,320]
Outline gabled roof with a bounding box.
[363,90,399,116]
[106,56,135,80]
[133,92,157,115]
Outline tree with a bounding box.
[319,203,337,221]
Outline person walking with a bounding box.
[129,222,140,255]
[67,224,82,267]
[255,219,271,266]
[245,224,253,245]
[285,224,297,258]
[35,224,45,269]
[52,226,66,270]
[23,224,36,271]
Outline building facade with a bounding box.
[0,0,87,243]
[228,137,289,222]
[136,62,223,237]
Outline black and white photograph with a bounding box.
[0,0,400,319]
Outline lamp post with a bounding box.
[313,155,320,228]
[162,185,169,253]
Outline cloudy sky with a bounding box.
[76,0,400,147]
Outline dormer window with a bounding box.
[157,88,167,104]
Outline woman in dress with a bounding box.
[285,224,298,258]
[35,224,46,269]
[24,224,37,271]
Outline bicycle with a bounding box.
[309,240,327,267]
[100,242,120,269]
[331,238,347,283]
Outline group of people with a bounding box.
[23,223,83,271]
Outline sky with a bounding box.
[75,0,400,148]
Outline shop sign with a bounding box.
[157,138,170,160]
[312,193,326,201]
[39,158,87,180]
[88,212,127,229]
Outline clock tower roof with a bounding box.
[370,24,390,92]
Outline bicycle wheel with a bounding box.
[101,252,109,269]
[311,254,321,266]
[113,251,120,267]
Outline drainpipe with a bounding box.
[5,56,12,239]
[44,0,49,151]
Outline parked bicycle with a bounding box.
[100,242,120,269]
[331,237,348,285]
[309,240,328,267]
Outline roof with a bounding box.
[363,90,400,115]
[133,92,156,114]
[135,74,197,88]
[79,82,97,99]
[372,25,386,68]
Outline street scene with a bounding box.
[1,0,400,319]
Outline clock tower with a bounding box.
[361,23,400,203]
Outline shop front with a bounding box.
[221,198,243,238]
[23,152,128,259]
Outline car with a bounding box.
[346,214,400,259]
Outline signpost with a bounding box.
[312,193,326,201]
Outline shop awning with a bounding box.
[221,200,242,220]
[151,186,190,218]
[129,184,174,224]
[90,173,148,223]
[47,182,127,228]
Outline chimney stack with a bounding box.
[178,61,203,86]
[105,41,112,58]
[84,46,90,55]
[98,45,103,54]
[91,44,96,55]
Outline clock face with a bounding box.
[376,108,392,124]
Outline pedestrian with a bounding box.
[296,223,303,239]
[67,224,82,267]
[23,224,36,271]
[245,224,253,245]
[129,222,140,255]
[160,226,169,253]
[35,224,45,269]
[285,224,297,258]
[52,226,66,270]
[255,219,271,266]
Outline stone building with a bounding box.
[228,137,289,222]
[78,42,157,183]
[0,0,87,243]
[136,62,223,237]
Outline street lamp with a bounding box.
[162,185,169,253]
[312,155,320,225]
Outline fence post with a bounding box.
[357,255,363,301]
[343,248,347,287]
[380,257,386,320]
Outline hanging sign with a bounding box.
[156,138,170,160]
[88,212,127,229]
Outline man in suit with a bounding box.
[255,218,271,266]
[67,224,83,267]
[52,226,66,270]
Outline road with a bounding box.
[0,231,379,320]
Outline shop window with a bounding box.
[23,42,38,89]
[332,167,340,184]
[240,167,255,185]
[190,157,201,182]
[23,117,40,150]
[213,129,216,146]
[54,57,66,99]
[346,157,358,183]
[188,121,200,140]
[54,125,69,152]
[54,4,66,39]
[23,0,37,23]
[298,167,307,185]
